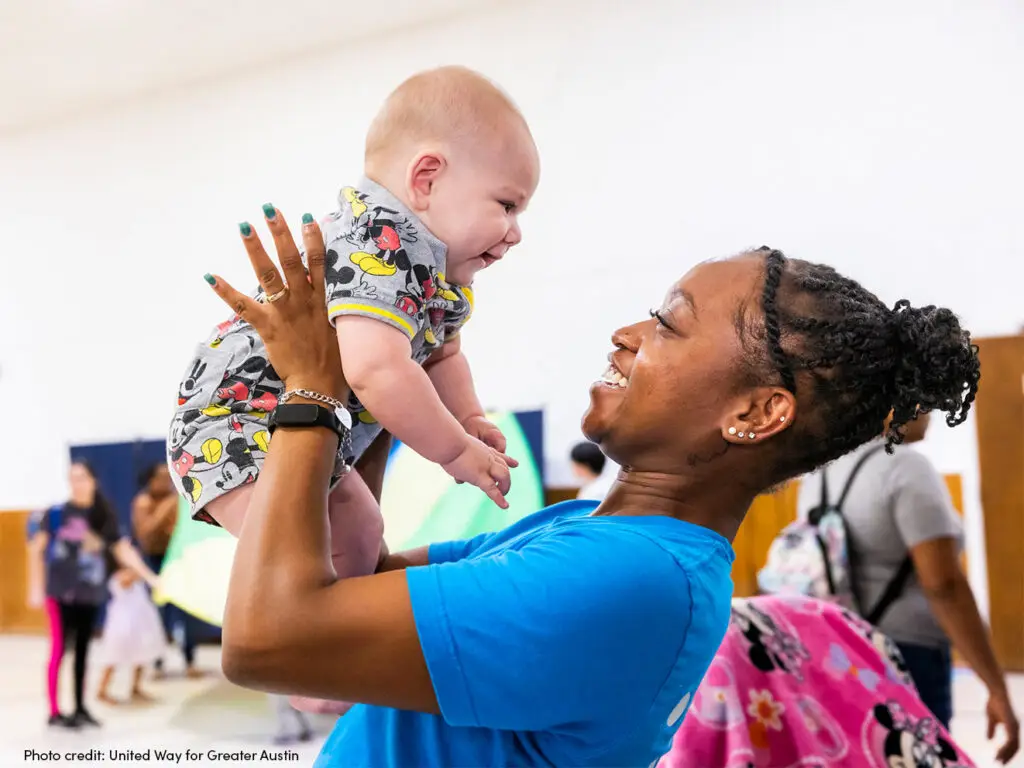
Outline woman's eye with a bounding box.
[649,309,670,328]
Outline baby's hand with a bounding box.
[462,415,519,468]
[441,437,513,509]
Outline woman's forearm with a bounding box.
[223,423,338,654]
[113,539,159,587]
[925,573,1007,694]
[27,545,45,600]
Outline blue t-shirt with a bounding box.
[316,500,735,767]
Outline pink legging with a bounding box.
[45,598,63,717]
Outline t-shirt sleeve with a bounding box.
[406,527,692,731]
[427,532,493,565]
[888,450,962,549]
[27,509,47,539]
[322,224,429,342]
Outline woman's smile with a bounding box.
[596,350,632,389]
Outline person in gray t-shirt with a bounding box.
[798,412,1015,738]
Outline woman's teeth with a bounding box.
[601,366,629,388]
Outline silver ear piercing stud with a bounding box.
[728,427,737,435]
[780,416,787,422]
[749,433,757,439]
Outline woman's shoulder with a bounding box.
[526,514,719,607]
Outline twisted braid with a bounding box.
[745,248,980,480]
[760,249,798,394]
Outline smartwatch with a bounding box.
[268,403,347,443]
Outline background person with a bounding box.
[27,460,159,728]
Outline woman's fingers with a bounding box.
[205,273,262,327]
[262,204,307,295]
[239,220,286,299]
[301,214,328,306]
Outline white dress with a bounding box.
[95,577,167,668]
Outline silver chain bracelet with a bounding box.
[280,389,346,411]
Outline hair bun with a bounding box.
[887,299,980,437]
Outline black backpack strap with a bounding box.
[834,444,886,613]
[865,556,914,625]
[811,445,881,523]
[837,445,886,509]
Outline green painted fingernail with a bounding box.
[262,203,276,220]
[239,222,252,237]
[302,213,314,225]
[204,274,216,285]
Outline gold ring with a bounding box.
[264,287,288,303]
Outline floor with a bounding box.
[0,635,1021,767]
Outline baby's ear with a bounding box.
[407,152,447,208]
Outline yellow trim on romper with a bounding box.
[328,303,415,338]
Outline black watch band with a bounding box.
[268,403,347,442]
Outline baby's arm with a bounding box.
[425,337,516,459]
[423,335,485,428]
[335,318,511,506]
[336,317,466,465]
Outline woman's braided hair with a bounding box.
[747,247,980,481]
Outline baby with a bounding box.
[168,66,539,585]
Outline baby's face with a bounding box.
[423,131,539,286]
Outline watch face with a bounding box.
[277,403,320,426]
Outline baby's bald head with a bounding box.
[363,67,539,288]
[365,66,533,173]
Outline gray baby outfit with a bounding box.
[167,178,474,523]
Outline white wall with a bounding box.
[2,0,1021,611]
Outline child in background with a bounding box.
[95,568,167,704]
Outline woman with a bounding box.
[206,207,1007,766]
[797,410,1017,746]
[662,596,982,767]
[27,460,159,729]
[131,462,204,679]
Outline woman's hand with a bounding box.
[986,687,1020,764]
[27,585,44,610]
[206,206,345,401]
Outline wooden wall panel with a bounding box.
[972,336,1024,672]
[0,510,47,634]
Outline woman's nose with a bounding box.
[611,321,644,353]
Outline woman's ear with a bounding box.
[720,388,795,445]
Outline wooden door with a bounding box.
[974,336,1024,671]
